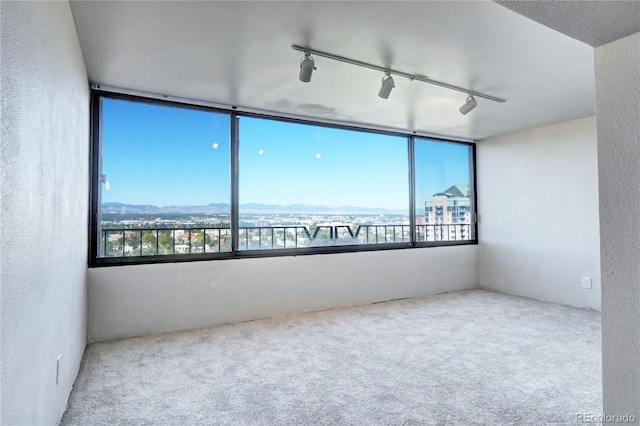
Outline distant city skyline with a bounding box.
[100,200,408,215]
[100,98,470,210]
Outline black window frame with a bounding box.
[89,90,477,267]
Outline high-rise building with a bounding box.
[425,184,471,224]
[423,185,471,241]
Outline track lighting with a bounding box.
[291,45,506,111]
[299,52,315,83]
[378,73,395,99]
[459,95,478,115]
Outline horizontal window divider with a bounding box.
[92,252,234,267]
[91,241,474,267]
[235,242,414,258]
[413,239,477,248]
[90,85,475,144]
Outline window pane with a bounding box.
[98,98,231,257]
[414,139,474,242]
[238,117,409,250]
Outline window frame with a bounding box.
[89,90,477,267]
[413,136,478,246]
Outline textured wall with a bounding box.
[477,116,601,310]
[0,2,89,425]
[88,246,477,342]
[595,32,640,420]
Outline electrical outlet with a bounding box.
[56,354,62,385]
[581,277,592,289]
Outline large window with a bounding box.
[238,117,409,250]
[90,92,476,265]
[414,138,474,242]
[94,96,231,259]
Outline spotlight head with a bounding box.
[299,53,315,82]
[378,73,395,99]
[459,95,478,115]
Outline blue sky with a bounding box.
[238,117,409,210]
[101,98,470,210]
[414,139,471,204]
[101,98,231,206]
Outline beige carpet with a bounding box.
[60,289,602,425]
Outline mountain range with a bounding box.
[101,202,406,215]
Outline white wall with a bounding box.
[88,245,477,342]
[594,32,640,421]
[0,2,89,425]
[477,116,601,310]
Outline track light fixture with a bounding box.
[299,52,315,83]
[378,73,395,99]
[291,45,505,112]
[459,95,478,115]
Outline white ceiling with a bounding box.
[69,1,611,141]
[497,0,640,47]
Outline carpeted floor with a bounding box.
[60,289,602,425]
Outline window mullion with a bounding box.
[230,113,240,254]
[470,142,478,242]
[408,135,416,247]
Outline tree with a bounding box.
[142,231,156,245]
[194,231,211,246]
[141,231,157,255]
[104,232,123,257]
[158,231,173,254]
